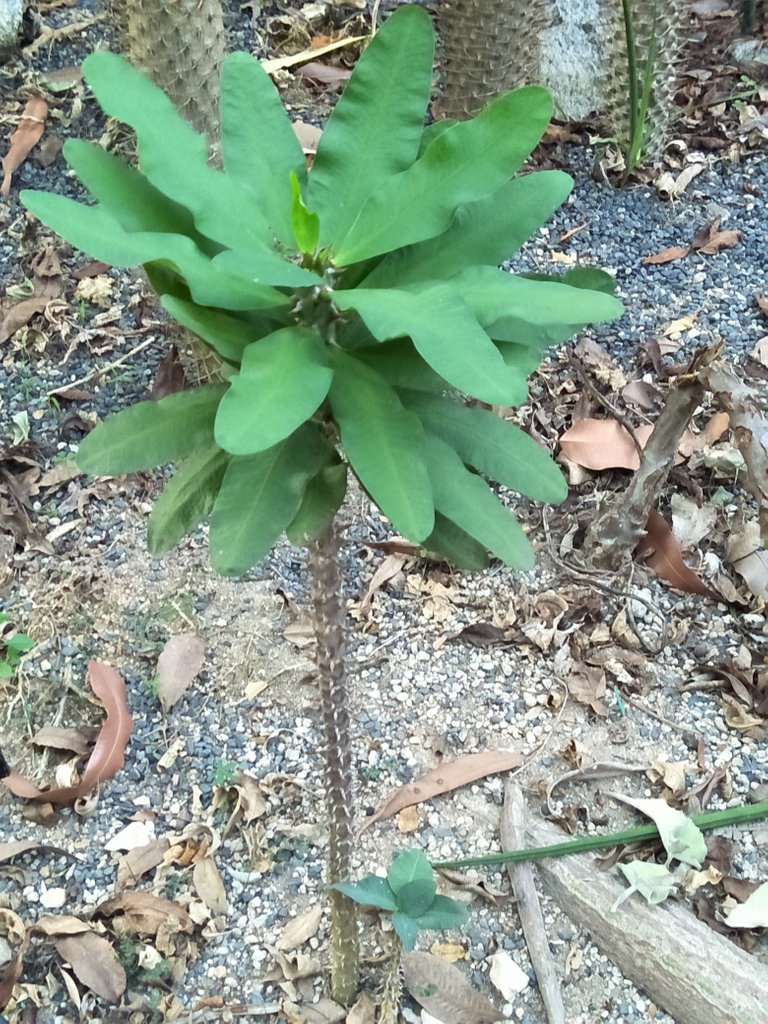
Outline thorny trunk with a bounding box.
[109,0,224,148]
[436,0,546,119]
[108,0,226,385]
[308,521,359,1005]
[377,928,403,1024]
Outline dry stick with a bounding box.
[46,335,157,396]
[500,784,566,1024]
[527,815,768,1024]
[583,345,720,570]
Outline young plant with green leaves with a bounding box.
[0,614,34,679]
[21,5,622,1003]
[335,849,467,1018]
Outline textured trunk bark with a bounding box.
[307,521,359,1005]
[119,0,225,148]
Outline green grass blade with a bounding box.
[147,446,230,553]
[214,327,333,455]
[306,6,434,248]
[401,391,567,504]
[209,425,324,574]
[220,51,306,247]
[424,434,534,569]
[329,350,434,542]
[332,286,527,406]
[432,802,768,870]
[77,385,226,475]
[334,86,553,265]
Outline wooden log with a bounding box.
[525,817,767,1024]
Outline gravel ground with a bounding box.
[1,2,767,1023]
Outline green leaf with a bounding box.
[520,267,618,296]
[387,849,434,895]
[212,246,321,288]
[425,513,489,572]
[62,140,199,238]
[497,342,543,380]
[415,895,470,932]
[353,338,445,392]
[215,327,333,455]
[77,385,226,475]
[209,424,324,574]
[306,5,434,248]
[286,461,347,545]
[147,446,230,554]
[160,297,277,364]
[289,172,320,254]
[424,433,534,569]
[364,171,573,288]
[329,351,433,542]
[417,118,456,158]
[331,875,398,912]
[334,86,554,265]
[332,286,526,406]
[82,51,272,250]
[6,634,34,654]
[400,391,567,503]
[20,194,290,313]
[391,912,419,951]
[454,267,624,343]
[220,51,306,247]
[395,878,437,919]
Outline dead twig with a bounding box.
[501,784,566,1024]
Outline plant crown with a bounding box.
[21,6,623,574]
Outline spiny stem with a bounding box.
[308,520,359,1005]
[431,801,768,870]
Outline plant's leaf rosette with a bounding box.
[333,850,468,951]
[21,6,623,575]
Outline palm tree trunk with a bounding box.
[307,521,359,1005]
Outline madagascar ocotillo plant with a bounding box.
[21,6,623,1003]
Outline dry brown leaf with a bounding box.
[292,120,322,157]
[156,633,205,712]
[402,950,505,1023]
[54,931,126,1003]
[359,553,406,611]
[757,294,768,320]
[663,314,698,337]
[749,336,768,368]
[622,380,661,410]
[277,904,323,952]
[0,840,73,864]
[638,510,717,598]
[559,418,653,471]
[192,857,228,914]
[1,97,48,196]
[115,838,171,891]
[396,804,421,833]
[95,891,193,938]
[670,494,717,552]
[345,993,377,1024]
[263,34,368,73]
[1,661,133,805]
[32,725,95,757]
[691,219,742,255]
[726,521,768,601]
[564,663,609,716]
[150,344,187,400]
[361,750,523,832]
[677,411,731,459]
[643,246,690,265]
[297,61,352,84]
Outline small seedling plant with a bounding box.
[21,5,622,1003]
[334,849,468,951]
[0,614,34,679]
